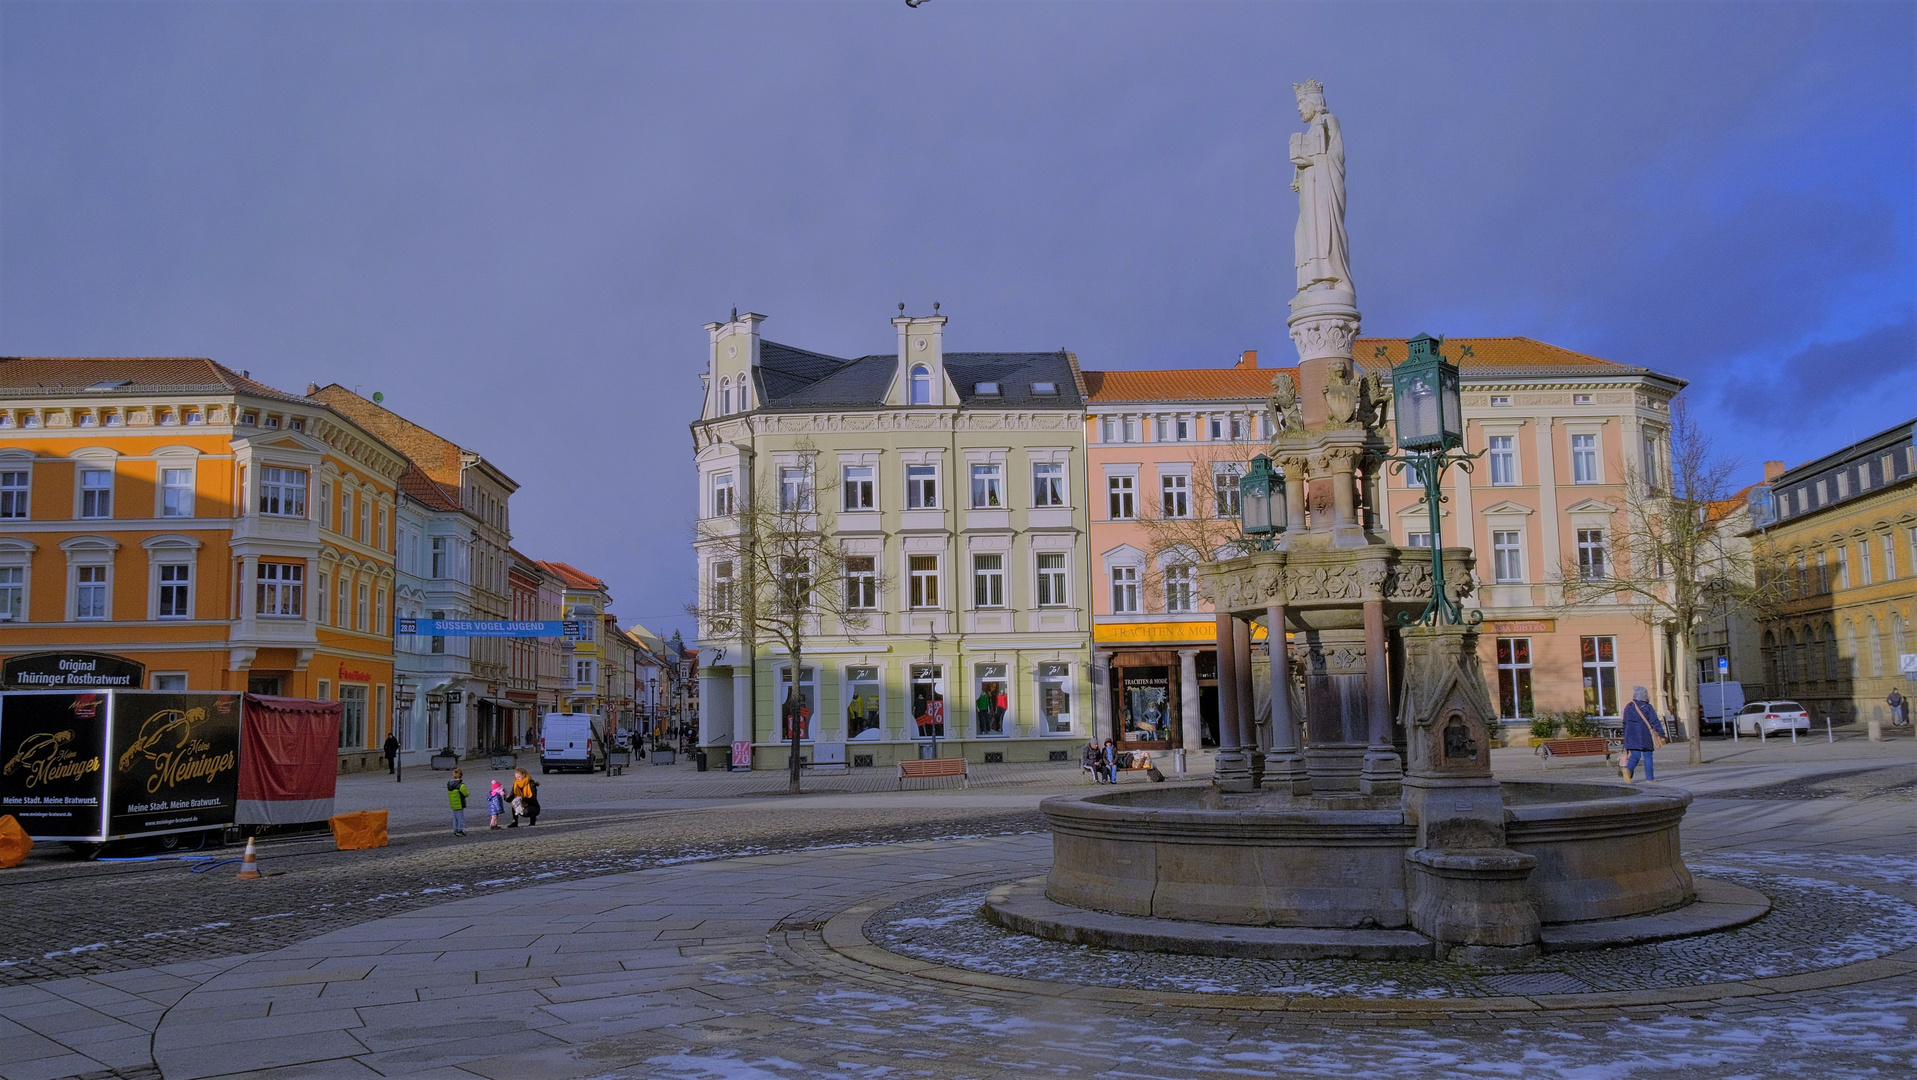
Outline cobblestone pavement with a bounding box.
[0,740,1911,1080]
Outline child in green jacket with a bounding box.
[446,769,470,836]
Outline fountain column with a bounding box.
[1213,611,1253,792]
[1177,649,1203,756]
[1235,615,1262,787]
[1360,597,1403,796]
[1265,599,1310,794]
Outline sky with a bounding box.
[3,1,1912,642]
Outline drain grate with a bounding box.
[1479,971,1594,996]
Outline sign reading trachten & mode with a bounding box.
[394,618,581,638]
[2,652,146,691]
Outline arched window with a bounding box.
[1867,615,1883,677]
[1893,614,1907,666]
[720,378,733,415]
[1762,630,1777,692]
[1824,621,1839,685]
[910,364,932,405]
[1842,619,1859,685]
[1784,629,1800,685]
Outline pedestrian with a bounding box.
[1620,686,1668,783]
[509,767,533,827]
[446,769,470,836]
[383,731,400,776]
[1081,738,1103,783]
[522,772,541,826]
[486,780,505,830]
[1101,739,1119,784]
[1889,689,1908,728]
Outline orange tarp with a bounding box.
[0,815,32,868]
[327,810,389,850]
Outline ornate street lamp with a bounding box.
[1237,454,1287,550]
[1381,334,1482,625]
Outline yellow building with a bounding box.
[0,358,408,769]
[1750,419,1917,727]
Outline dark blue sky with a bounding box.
[4,2,1911,640]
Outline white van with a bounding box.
[540,713,604,774]
[1698,681,1746,736]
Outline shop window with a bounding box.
[339,685,367,749]
[1581,635,1619,717]
[777,666,814,741]
[845,666,882,741]
[975,663,1008,736]
[1037,662,1072,734]
[1496,637,1533,720]
[910,664,945,739]
[1120,666,1172,743]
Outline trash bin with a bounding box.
[694,749,708,772]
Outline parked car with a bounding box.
[1698,681,1746,736]
[539,712,605,774]
[1732,700,1811,737]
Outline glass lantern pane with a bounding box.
[1243,488,1272,532]
[1440,366,1463,445]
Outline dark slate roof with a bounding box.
[754,342,1084,412]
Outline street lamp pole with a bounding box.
[927,629,940,760]
[1377,334,1484,627]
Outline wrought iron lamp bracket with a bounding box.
[1381,445,1486,626]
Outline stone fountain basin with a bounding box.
[1040,781,1694,930]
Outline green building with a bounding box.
[691,310,1092,769]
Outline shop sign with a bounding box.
[106,693,241,838]
[1486,620,1556,635]
[2,652,144,691]
[338,665,374,682]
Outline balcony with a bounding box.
[231,513,320,546]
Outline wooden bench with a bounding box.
[899,757,969,789]
[1536,737,1614,767]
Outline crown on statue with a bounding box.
[1293,78,1324,102]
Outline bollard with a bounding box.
[1791,724,1798,745]
[1760,721,1767,743]
[1869,720,1884,742]
[1174,748,1187,777]
[1826,716,1833,743]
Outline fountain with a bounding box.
[985,81,1766,965]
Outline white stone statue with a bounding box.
[1290,79,1352,295]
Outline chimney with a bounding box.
[305,383,320,396]
[1764,460,1786,481]
[1235,350,1258,370]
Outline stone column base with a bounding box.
[1405,846,1541,966]
[1261,752,1311,796]
[1359,750,1403,798]
[1213,748,1256,793]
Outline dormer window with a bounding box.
[974,381,1000,397]
[264,415,281,429]
[910,365,932,405]
[720,378,733,415]
[1031,381,1058,395]
[185,410,204,425]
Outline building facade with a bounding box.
[508,549,566,729]
[391,464,475,763]
[0,358,405,769]
[691,310,1092,770]
[1750,420,1917,727]
[541,561,613,718]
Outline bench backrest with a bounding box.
[899,758,968,777]
[1542,737,1610,756]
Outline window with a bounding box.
[778,556,811,609]
[75,565,108,619]
[357,582,370,630]
[318,573,330,625]
[377,508,388,551]
[843,466,875,511]
[1107,475,1135,520]
[1641,432,1660,488]
[1175,417,1191,441]
[970,464,1003,508]
[1836,545,1850,589]
[1031,381,1057,395]
[1165,563,1195,612]
[431,537,449,579]
[1161,473,1189,518]
[845,666,882,741]
[1816,550,1830,594]
[430,607,445,654]
[973,554,1005,607]
[257,562,304,617]
[1488,436,1516,486]
[1036,552,1067,606]
[1496,638,1534,720]
[1229,415,1245,441]
[185,410,203,425]
[1033,462,1066,507]
[1490,395,1511,408]
[908,555,939,608]
[319,482,331,529]
[158,563,191,619]
[575,659,594,685]
[1571,434,1599,484]
[1860,541,1874,586]
[1885,533,1899,581]
[1492,530,1522,583]
[720,378,733,415]
[0,471,27,519]
[158,468,194,517]
[1100,417,1116,444]
[706,559,734,613]
[1576,529,1607,580]
[1209,417,1223,440]
[78,411,98,428]
[1111,565,1140,613]
[339,686,367,750]
[0,566,21,621]
[910,364,932,405]
[710,471,736,517]
[1406,532,1433,548]
[975,663,1008,736]
[777,666,815,741]
[360,497,371,542]
[151,673,187,692]
[1214,466,1242,517]
[80,469,113,519]
[778,467,812,512]
[910,664,945,738]
[1037,661,1072,734]
[906,465,939,509]
[974,381,1000,396]
[844,556,877,610]
[1119,416,1135,443]
[1581,635,1619,717]
[1572,393,1593,406]
[258,467,307,517]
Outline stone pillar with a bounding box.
[1278,454,1309,541]
[731,665,753,768]
[1092,651,1114,743]
[1264,601,1309,794]
[1213,611,1252,791]
[1177,648,1203,753]
[1235,615,1262,787]
[1360,597,1403,797]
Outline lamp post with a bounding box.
[1237,454,1288,552]
[925,630,941,759]
[1380,334,1483,626]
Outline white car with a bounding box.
[1732,700,1811,737]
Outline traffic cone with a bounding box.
[235,837,261,880]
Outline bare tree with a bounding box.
[1131,442,1257,612]
[1551,403,1788,764]
[689,453,877,793]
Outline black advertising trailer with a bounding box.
[0,691,242,843]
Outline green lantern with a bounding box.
[1239,454,1286,541]
[1391,333,1463,452]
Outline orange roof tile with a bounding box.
[397,464,462,512]
[539,561,607,592]
[1083,367,1288,403]
[0,356,313,404]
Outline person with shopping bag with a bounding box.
[1620,686,1668,783]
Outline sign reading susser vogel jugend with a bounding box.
[394,618,581,638]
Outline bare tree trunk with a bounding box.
[1676,624,1703,765]
[788,647,804,796]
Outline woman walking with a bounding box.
[1620,686,1668,783]
[509,768,534,827]
[446,769,470,836]
[486,780,506,830]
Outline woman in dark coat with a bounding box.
[1620,686,1667,783]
